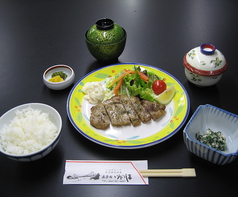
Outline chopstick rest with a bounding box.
[139,168,196,178]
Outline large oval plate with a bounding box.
[67,63,190,149]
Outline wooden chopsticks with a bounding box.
[139,168,196,178]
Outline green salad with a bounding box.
[106,66,161,102]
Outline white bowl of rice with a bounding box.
[0,103,62,162]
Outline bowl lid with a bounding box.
[183,43,228,76]
[86,18,125,44]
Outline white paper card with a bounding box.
[63,160,148,185]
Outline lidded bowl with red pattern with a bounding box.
[183,43,227,86]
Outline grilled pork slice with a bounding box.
[129,96,151,123]
[106,95,141,126]
[90,104,110,130]
[103,97,116,105]
[141,100,166,121]
[115,103,131,126]
[104,104,121,126]
[103,97,131,126]
[117,95,141,126]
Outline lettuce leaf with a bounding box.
[106,66,160,102]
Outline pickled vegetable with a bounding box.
[52,71,67,80]
[49,75,64,82]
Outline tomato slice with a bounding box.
[152,80,167,95]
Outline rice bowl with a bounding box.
[0,103,62,161]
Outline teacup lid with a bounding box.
[183,43,228,76]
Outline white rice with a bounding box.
[0,107,58,155]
